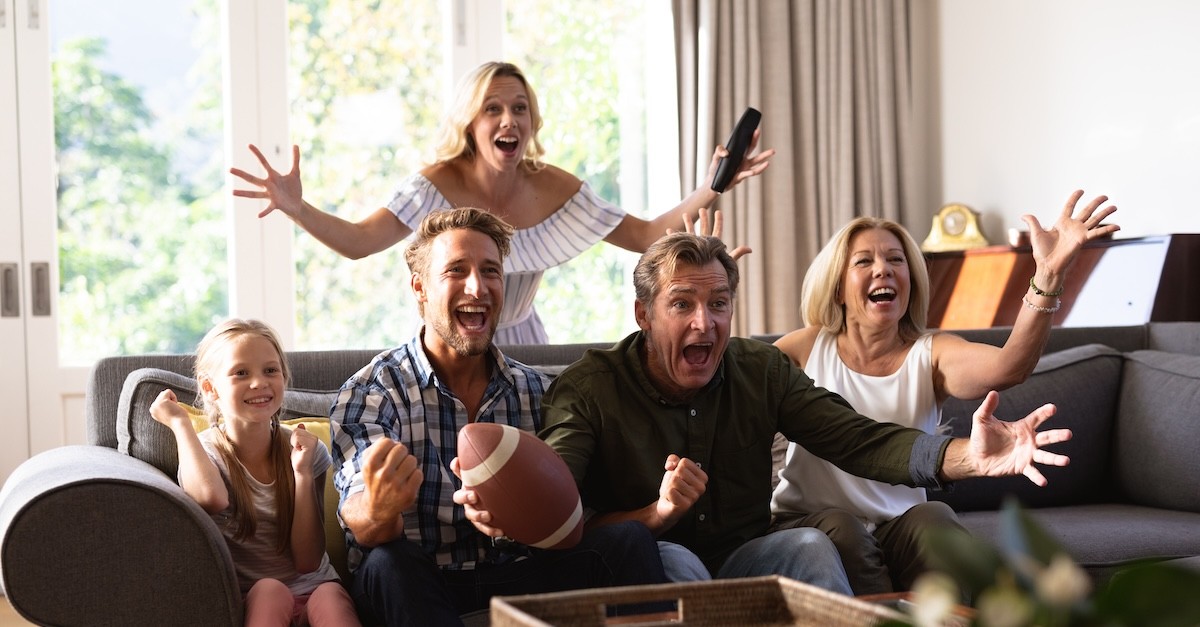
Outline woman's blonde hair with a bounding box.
[194,318,295,551]
[432,61,546,172]
[801,217,930,342]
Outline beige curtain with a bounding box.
[674,0,914,337]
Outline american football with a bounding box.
[457,422,584,550]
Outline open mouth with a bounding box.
[868,287,897,303]
[682,343,713,366]
[244,396,274,407]
[495,137,519,154]
[456,305,489,331]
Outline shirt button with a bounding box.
[689,409,697,417]
[698,514,706,522]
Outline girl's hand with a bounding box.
[149,389,193,430]
[290,423,319,478]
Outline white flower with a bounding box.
[976,573,1035,627]
[910,572,960,627]
[1035,553,1091,608]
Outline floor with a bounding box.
[0,599,32,626]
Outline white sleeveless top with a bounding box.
[386,173,626,344]
[771,331,940,526]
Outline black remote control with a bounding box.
[710,107,761,193]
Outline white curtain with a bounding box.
[674,0,915,336]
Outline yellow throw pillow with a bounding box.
[181,402,211,434]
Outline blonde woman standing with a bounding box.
[232,61,771,344]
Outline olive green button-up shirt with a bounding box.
[540,332,951,572]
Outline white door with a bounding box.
[0,0,36,483]
[0,0,259,484]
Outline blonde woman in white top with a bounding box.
[769,190,1118,594]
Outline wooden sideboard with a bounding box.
[924,234,1200,329]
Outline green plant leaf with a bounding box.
[923,524,1002,602]
[997,496,1068,580]
[1093,561,1200,626]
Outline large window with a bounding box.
[51,0,228,363]
[504,0,675,343]
[41,0,677,358]
[286,0,676,349]
[285,0,444,350]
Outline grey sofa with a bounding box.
[2,324,1198,625]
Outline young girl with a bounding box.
[151,318,360,626]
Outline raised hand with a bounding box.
[965,391,1071,486]
[360,437,423,522]
[705,128,775,192]
[230,144,306,219]
[654,454,708,530]
[290,423,319,478]
[149,389,194,430]
[671,208,753,260]
[1022,190,1119,280]
[451,457,507,538]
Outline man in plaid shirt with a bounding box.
[329,207,666,626]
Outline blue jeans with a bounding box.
[658,529,852,595]
[351,521,667,627]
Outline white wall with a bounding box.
[932,0,1200,240]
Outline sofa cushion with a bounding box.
[933,343,1122,512]
[1114,350,1200,513]
[116,367,337,478]
[958,504,1200,581]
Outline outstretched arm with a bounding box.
[939,390,1071,485]
[935,190,1120,400]
[604,130,774,253]
[230,143,412,259]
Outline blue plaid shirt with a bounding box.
[329,331,549,572]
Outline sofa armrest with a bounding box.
[0,446,242,626]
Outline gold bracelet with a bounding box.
[1029,276,1064,298]
[1022,295,1061,314]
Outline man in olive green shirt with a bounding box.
[540,232,1070,590]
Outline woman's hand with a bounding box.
[704,128,775,192]
[1022,190,1120,288]
[230,144,306,219]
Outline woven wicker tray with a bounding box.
[491,575,906,626]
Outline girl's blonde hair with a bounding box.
[801,217,930,343]
[432,61,546,172]
[194,318,294,551]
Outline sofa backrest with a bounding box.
[931,343,1125,512]
[1113,349,1200,514]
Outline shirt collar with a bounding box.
[408,326,515,392]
